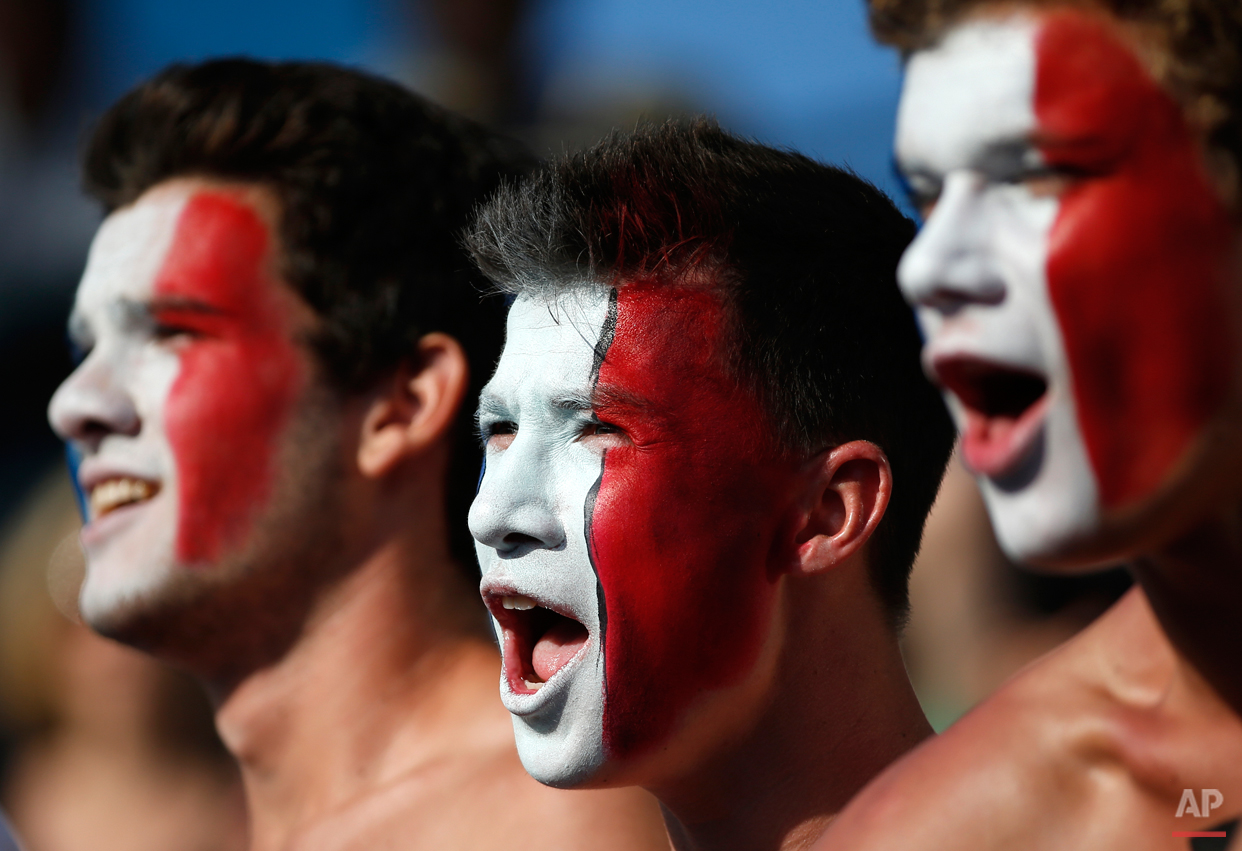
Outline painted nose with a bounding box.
[48,353,140,451]
[898,171,1006,313]
[469,445,567,556]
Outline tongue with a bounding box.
[531,618,587,682]
[961,398,1045,479]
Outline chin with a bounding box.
[982,482,1115,571]
[512,714,608,788]
[78,556,179,639]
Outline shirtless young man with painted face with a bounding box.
[46,60,666,851]
[464,120,957,851]
[815,2,1242,848]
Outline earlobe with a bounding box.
[356,332,469,478]
[792,441,892,576]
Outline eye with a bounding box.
[152,321,202,343]
[580,419,625,442]
[902,173,942,222]
[479,419,517,451]
[1008,163,1092,198]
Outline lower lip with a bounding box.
[79,498,154,547]
[498,629,590,717]
[960,395,1050,479]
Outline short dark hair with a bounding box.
[83,58,535,568]
[867,0,1242,210]
[466,118,954,627]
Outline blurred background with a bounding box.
[0,1,1128,848]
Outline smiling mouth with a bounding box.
[89,477,161,520]
[935,357,1050,479]
[487,594,590,696]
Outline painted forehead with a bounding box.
[899,11,1171,170]
[897,15,1039,170]
[76,187,191,311]
[485,289,611,403]
[487,283,740,417]
[75,185,278,326]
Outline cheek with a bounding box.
[1036,17,1238,509]
[157,193,307,564]
[165,334,305,564]
[585,287,788,760]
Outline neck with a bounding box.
[656,568,932,851]
[1131,504,1242,716]
[212,533,497,851]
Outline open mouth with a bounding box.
[934,356,1049,479]
[88,477,161,521]
[487,594,590,696]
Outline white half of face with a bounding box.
[48,186,189,625]
[895,16,1100,564]
[470,289,611,787]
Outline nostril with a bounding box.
[501,532,543,549]
[925,283,1005,315]
[81,418,119,441]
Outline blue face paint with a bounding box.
[63,330,90,521]
[65,443,88,522]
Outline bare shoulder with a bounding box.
[816,588,1241,850]
[288,735,668,851]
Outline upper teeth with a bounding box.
[89,477,158,519]
[501,595,537,611]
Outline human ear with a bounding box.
[791,440,893,576]
[356,332,469,478]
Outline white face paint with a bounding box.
[895,16,1100,563]
[49,181,313,648]
[470,290,610,787]
[49,188,187,624]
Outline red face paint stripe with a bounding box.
[586,282,794,758]
[156,192,306,564]
[1036,13,1236,508]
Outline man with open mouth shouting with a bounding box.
[465,119,957,850]
[816,2,1242,848]
[46,61,666,851]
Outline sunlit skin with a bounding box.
[813,9,1242,850]
[49,182,314,639]
[473,286,800,786]
[48,179,671,851]
[473,286,935,851]
[896,12,1242,568]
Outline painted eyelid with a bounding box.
[477,417,516,440]
[151,321,204,340]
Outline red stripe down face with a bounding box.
[1036,12,1236,510]
[587,282,799,760]
[156,192,307,564]
[472,285,804,784]
[894,11,1240,565]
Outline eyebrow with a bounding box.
[898,135,1039,181]
[592,383,654,415]
[143,295,229,317]
[109,295,223,326]
[973,137,1042,178]
[475,393,511,424]
[552,392,594,414]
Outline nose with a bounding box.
[898,171,1006,313]
[469,445,567,556]
[48,353,140,451]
